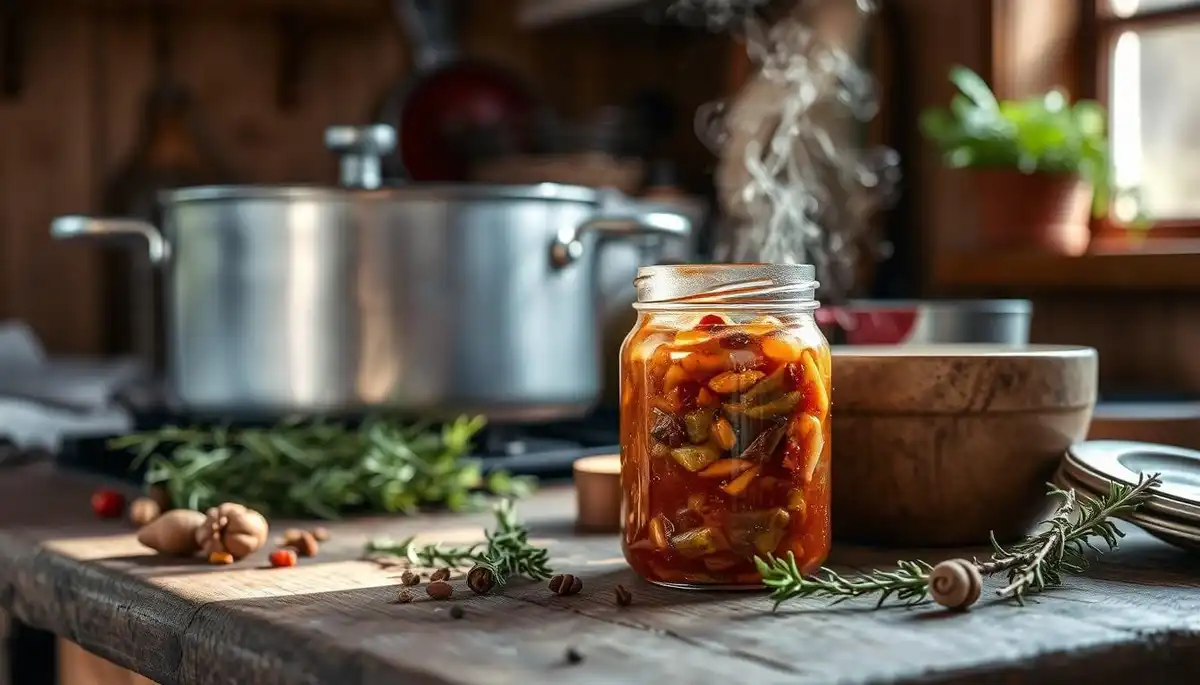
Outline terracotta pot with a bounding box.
[968,169,1093,255]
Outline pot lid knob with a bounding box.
[324,124,397,190]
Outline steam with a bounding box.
[675,0,900,302]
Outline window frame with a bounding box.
[1082,0,1200,247]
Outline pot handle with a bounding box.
[50,215,170,265]
[550,206,691,268]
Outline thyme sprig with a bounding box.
[365,499,553,586]
[756,473,1163,610]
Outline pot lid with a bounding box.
[1062,440,1200,522]
[160,182,604,205]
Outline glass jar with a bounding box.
[619,264,831,588]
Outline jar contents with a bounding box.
[620,311,831,587]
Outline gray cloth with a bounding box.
[0,321,137,453]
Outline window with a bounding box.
[1098,0,1200,226]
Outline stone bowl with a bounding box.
[831,344,1097,547]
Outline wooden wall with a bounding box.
[0,4,400,355]
[0,1,732,356]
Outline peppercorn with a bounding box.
[613,584,632,607]
[467,566,496,595]
[565,647,584,665]
[548,574,583,596]
[311,526,330,542]
[430,567,451,582]
[426,580,453,600]
[400,570,420,586]
[397,590,414,604]
[269,548,297,568]
[449,605,465,620]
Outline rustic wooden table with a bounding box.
[2,462,1200,685]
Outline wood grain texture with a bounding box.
[3,463,1200,685]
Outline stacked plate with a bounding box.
[1057,440,1200,551]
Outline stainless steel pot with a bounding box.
[51,125,691,421]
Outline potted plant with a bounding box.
[920,66,1114,255]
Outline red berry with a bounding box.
[694,314,728,331]
[269,548,298,568]
[90,489,126,519]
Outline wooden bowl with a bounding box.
[832,344,1097,547]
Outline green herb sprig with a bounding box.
[365,499,553,587]
[114,415,535,519]
[756,473,1162,611]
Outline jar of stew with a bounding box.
[619,264,831,588]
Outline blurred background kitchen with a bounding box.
[2,0,1200,477]
[2,0,1200,679]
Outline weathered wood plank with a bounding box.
[2,462,1200,685]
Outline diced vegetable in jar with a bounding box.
[671,445,720,472]
[762,333,805,363]
[671,527,725,558]
[698,458,755,479]
[684,410,714,444]
[736,421,787,462]
[712,418,737,450]
[739,391,802,420]
[721,465,760,496]
[707,370,765,395]
[620,305,831,587]
[649,409,686,447]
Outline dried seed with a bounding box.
[565,647,585,665]
[400,571,420,586]
[430,567,451,582]
[426,580,453,600]
[128,497,162,527]
[311,526,331,542]
[397,590,414,603]
[449,605,465,620]
[467,565,496,595]
[548,574,583,596]
[613,585,632,607]
[290,530,319,558]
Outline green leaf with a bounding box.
[949,65,999,111]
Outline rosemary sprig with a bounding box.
[113,415,536,519]
[365,499,553,585]
[756,556,934,611]
[364,536,485,568]
[982,474,1163,603]
[756,473,1163,610]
